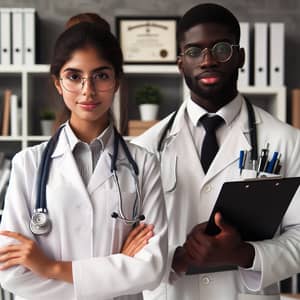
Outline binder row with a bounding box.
[238,22,285,87]
[0,8,35,65]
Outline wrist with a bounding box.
[46,260,61,279]
[235,242,255,268]
[46,261,73,283]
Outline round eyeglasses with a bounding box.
[180,42,239,63]
[60,71,116,94]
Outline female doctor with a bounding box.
[0,22,167,300]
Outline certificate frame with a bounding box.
[116,16,179,64]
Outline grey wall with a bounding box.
[1,0,300,98]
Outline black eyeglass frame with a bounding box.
[59,75,116,94]
[179,42,240,63]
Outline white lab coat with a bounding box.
[0,128,168,300]
[132,97,300,300]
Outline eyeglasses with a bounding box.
[180,42,239,63]
[60,71,116,94]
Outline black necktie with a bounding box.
[200,115,224,173]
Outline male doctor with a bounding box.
[133,3,300,300]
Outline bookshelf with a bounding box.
[0,64,287,149]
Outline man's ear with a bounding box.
[177,55,184,74]
[53,76,63,95]
[238,48,245,69]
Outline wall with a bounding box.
[0,0,300,104]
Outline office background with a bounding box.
[0,0,299,121]
[0,0,299,296]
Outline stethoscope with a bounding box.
[30,125,145,236]
[157,98,258,162]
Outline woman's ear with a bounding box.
[114,79,120,93]
[53,75,63,95]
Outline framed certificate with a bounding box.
[116,16,179,64]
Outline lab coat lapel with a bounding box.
[87,132,117,194]
[169,111,206,183]
[87,151,113,194]
[202,101,253,184]
[51,130,90,199]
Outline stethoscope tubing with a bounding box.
[157,98,258,160]
[31,125,143,235]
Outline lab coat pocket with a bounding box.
[240,169,257,179]
[238,294,280,300]
[161,154,177,192]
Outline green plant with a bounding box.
[135,85,162,105]
[40,110,56,120]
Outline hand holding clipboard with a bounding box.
[186,177,300,275]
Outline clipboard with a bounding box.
[186,177,300,275]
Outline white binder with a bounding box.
[0,8,11,65]
[238,22,250,87]
[23,8,35,65]
[270,22,284,86]
[12,8,24,65]
[254,22,268,86]
[10,94,19,136]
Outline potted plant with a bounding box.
[40,110,56,136]
[135,85,162,121]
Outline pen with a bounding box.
[272,153,281,174]
[265,151,279,173]
[257,144,269,174]
[239,150,247,175]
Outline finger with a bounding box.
[123,231,153,256]
[133,225,154,241]
[122,223,146,248]
[0,250,21,263]
[0,231,29,243]
[188,223,207,239]
[126,230,153,253]
[0,244,23,255]
[185,238,202,262]
[214,212,232,232]
[131,239,148,254]
[0,258,22,270]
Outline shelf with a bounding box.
[0,64,49,73]
[124,64,179,74]
[0,64,287,145]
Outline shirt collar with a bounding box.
[64,121,113,151]
[186,93,243,126]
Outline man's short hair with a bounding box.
[177,3,241,44]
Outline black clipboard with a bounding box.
[186,177,300,275]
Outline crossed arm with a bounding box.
[0,222,154,283]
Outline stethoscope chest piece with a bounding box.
[30,209,52,235]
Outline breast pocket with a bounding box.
[161,153,177,193]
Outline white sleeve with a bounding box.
[239,130,300,291]
[72,153,168,300]
[0,151,74,300]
